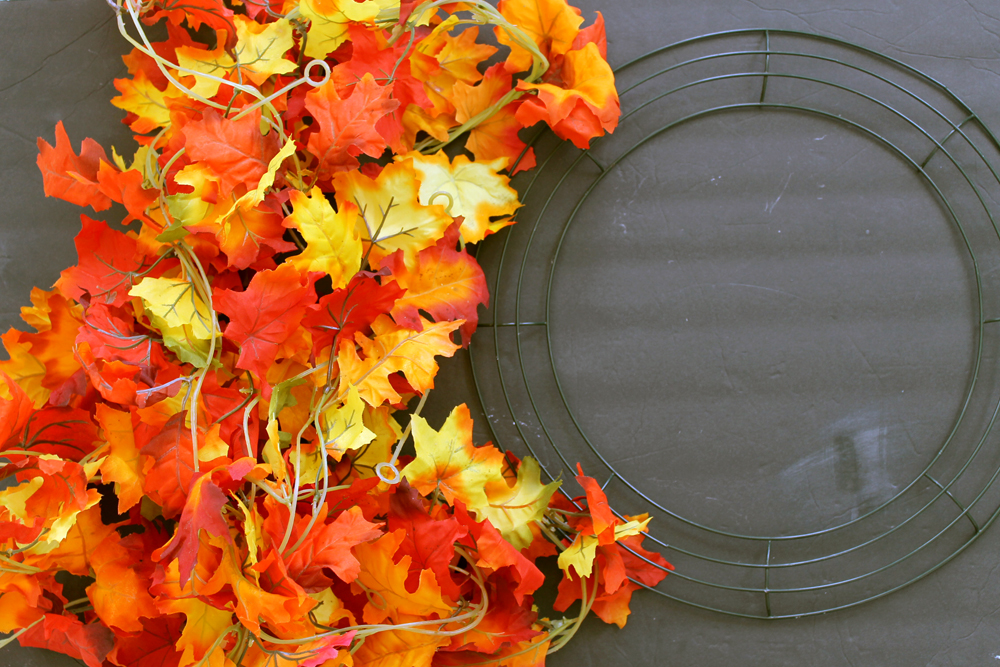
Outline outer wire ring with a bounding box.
[470,28,1000,618]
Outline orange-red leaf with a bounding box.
[452,65,536,173]
[139,413,196,518]
[56,216,163,308]
[95,161,159,224]
[0,371,38,449]
[36,121,111,211]
[354,531,454,623]
[152,473,232,585]
[388,481,467,599]
[380,222,488,347]
[96,404,145,512]
[106,615,185,667]
[515,43,620,149]
[86,533,158,633]
[201,545,315,635]
[182,108,280,198]
[264,502,382,591]
[214,262,317,382]
[305,73,400,176]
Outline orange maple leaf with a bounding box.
[36,121,111,211]
[380,222,489,347]
[515,43,620,149]
[495,0,584,73]
[305,73,400,176]
[96,404,145,513]
[337,314,461,407]
[86,533,158,633]
[354,531,454,624]
[182,108,281,198]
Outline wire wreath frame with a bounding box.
[469,29,1000,618]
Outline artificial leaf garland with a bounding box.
[0,0,671,665]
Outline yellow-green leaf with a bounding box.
[474,456,559,550]
[130,277,215,341]
[318,385,375,460]
[403,150,520,244]
[233,16,297,85]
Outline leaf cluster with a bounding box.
[0,0,667,666]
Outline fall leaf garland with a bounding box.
[0,0,670,666]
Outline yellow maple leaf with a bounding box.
[614,516,652,540]
[474,456,560,550]
[308,588,356,627]
[351,404,401,477]
[0,477,44,524]
[298,0,383,60]
[175,38,236,98]
[262,419,287,485]
[233,16,298,86]
[401,403,506,509]
[166,163,219,228]
[557,532,597,578]
[402,150,520,243]
[221,137,297,218]
[337,314,460,407]
[130,277,216,341]
[111,70,183,134]
[332,161,453,268]
[283,187,362,289]
[318,385,375,460]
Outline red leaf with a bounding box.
[11,406,99,461]
[302,273,405,356]
[214,262,317,383]
[19,614,115,667]
[263,499,382,591]
[182,108,280,198]
[56,216,168,308]
[389,480,467,599]
[152,473,232,586]
[305,73,399,176]
[107,614,185,667]
[139,413,195,518]
[36,121,111,211]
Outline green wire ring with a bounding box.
[470,28,1000,618]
